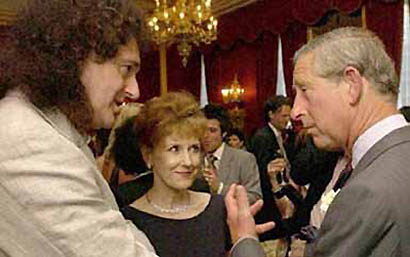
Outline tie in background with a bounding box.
[206,154,218,171]
[200,54,209,108]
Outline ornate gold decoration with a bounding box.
[221,74,245,104]
[146,0,218,67]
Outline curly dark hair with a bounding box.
[226,128,245,142]
[0,0,141,133]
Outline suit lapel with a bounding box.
[265,126,280,149]
[219,146,234,182]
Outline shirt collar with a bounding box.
[352,114,408,168]
[268,122,281,138]
[210,142,225,160]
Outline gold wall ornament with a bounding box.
[221,74,245,104]
[146,0,218,67]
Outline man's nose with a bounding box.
[124,76,140,100]
[291,92,304,121]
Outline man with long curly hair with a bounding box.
[0,0,157,256]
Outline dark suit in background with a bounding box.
[249,126,294,240]
[286,136,339,235]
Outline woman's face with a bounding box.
[148,133,201,191]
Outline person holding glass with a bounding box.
[121,91,232,257]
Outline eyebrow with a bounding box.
[293,79,303,87]
[293,75,310,88]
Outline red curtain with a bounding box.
[137,45,202,102]
[292,0,365,25]
[137,50,160,102]
[365,0,403,74]
[204,36,270,135]
[281,21,308,99]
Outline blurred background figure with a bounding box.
[96,102,150,207]
[249,95,294,241]
[97,103,143,177]
[191,103,262,204]
[226,128,247,150]
[121,92,231,257]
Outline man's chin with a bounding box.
[311,135,339,151]
[91,118,114,130]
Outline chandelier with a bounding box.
[221,74,245,104]
[146,0,218,67]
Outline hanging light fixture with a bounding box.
[221,74,245,104]
[146,0,218,67]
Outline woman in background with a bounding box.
[121,91,231,257]
[226,128,247,150]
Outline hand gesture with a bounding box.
[225,184,275,243]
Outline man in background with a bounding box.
[292,26,410,256]
[192,104,262,204]
[249,95,295,242]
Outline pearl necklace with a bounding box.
[145,194,191,214]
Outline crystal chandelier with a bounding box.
[146,0,218,67]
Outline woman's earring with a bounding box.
[147,164,152,171]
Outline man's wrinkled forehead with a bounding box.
[293,52,316,88]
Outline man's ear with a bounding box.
[268,110,274,119]
[343,66,363,105]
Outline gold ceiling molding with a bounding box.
[0,0,257,26]
[0,9,16,26]
[0,0,24,25]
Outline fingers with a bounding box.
[249,199,264,216]
[235,185,251,214]
[268,158,286,166]
[267,159,286,172]
[256,222,275,235]
[203,168,216,175]
[225,184,238,214]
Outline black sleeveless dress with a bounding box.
[121,195,231,257]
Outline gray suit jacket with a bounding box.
[230,238,265,257]
[0,91,156,257]
[193,145,262,204]
[308,126,410,257]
